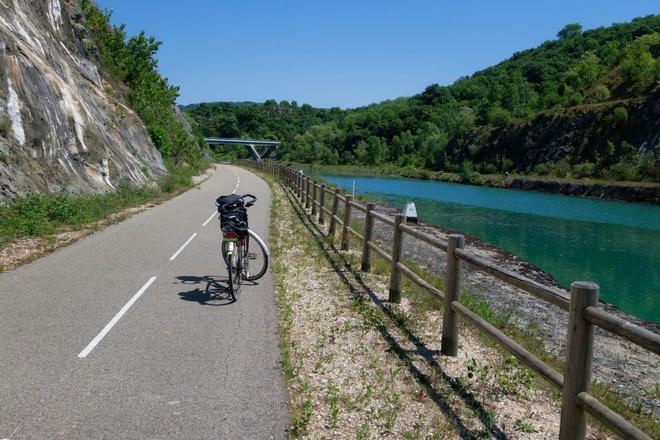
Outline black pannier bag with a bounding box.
[216,195,248,235]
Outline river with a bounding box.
[312,173,660,323]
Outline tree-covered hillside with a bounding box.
[187,15,660,182]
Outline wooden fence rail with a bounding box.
[244,160,658,440]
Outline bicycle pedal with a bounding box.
[248,253,257,260]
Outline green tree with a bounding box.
[557,23,583,40]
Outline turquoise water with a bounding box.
[315,174,660,322]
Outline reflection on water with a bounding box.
[318,175,660,322]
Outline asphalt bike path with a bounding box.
[0,165,289,439]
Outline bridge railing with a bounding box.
[243,160,659,440]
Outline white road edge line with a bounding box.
[78,276,157,359]
[203,211,216,227]
[169,233,197,261]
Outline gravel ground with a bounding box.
[348,202,659,417]
[271,181,617,439]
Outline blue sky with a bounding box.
[97,0,658,108]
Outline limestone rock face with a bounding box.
[0,0,166,201]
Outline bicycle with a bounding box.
[215,194,270,301]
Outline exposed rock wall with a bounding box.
[447,88,660,171]
[0,0,166,201]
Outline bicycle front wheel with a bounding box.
[243,229,269,281]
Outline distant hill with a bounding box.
[187,15,660,182]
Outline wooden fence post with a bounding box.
[311,181,318,217]
[328,189,340,240]
[306,178,312,209]
[341,195,353,251]
[361,203,375,271]
[441,234,465,356]
[319,184,326,224]
[559,282,599,440]
[388,214,406,303]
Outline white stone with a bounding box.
[6,76,26,145]
[48,0,62,31]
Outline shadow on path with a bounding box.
[175,275,261,306]
[176,275,234,306]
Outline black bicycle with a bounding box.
[215,194,269,301]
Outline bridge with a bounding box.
[205,138,279,162]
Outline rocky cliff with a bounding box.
[0,0,166,201]
[447,87,660,172]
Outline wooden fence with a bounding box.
[246,160,660,440]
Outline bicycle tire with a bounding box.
[226,246,241,301]
[243,229,269,281]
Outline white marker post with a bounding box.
[404,201,418,223]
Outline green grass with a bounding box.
[0,167,198,248]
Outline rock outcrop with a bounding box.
[447,88,660,171]
[0,0,166,201]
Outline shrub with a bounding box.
[543,91,562,108]
[591,85,610,102]
[533,163,552,176]
[567,91,583,106]
[620,51,655,85]
[500,158,514,172]
[612,106,629,124]
[459,160,481,183]
[572,162,597,178]
[481,163,498,174]
[606,162,638,181]
[636,151,659,180]
[487,108,512,127]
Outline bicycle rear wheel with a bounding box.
[243,229,269,281]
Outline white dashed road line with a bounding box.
[169,233,198,261]
[203,211,216,226]
[230,167,240,194]
[78,164,237,359]
[78,276,157,359]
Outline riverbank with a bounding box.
[268,174,570,439]
[348,200,659,419]
[296,163,660,205]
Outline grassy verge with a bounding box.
[0,166,206,268]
